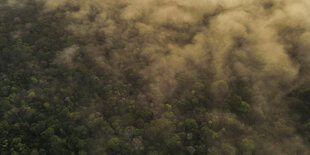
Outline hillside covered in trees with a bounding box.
[0,0,310,154]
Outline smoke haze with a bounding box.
[2,0,310,154]
[42,0,310,154]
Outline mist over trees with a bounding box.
[0,0,310,154]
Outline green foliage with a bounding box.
[41,127,54,139]
[165,134,181,150]
[78,150,87,155]
[107,137,121,152]
[145,118,175,142]
[184,119,198,132]
[239,101,250,113]
[199,125,217,144]
[228,95,251,113]
[238,138,255,155]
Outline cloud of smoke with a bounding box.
[54,45,79,67]
[39,0,310,154]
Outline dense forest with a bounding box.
[0,0,310,154]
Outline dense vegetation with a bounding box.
[0,0,310,155]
